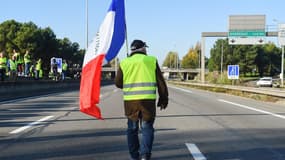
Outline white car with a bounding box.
[256,77,273,87]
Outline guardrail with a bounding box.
[0,79,116,102]
[169,81,285,100]
[0,80,80,101]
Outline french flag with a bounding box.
[79,0,126,119]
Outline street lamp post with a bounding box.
[221,40,224,80]
[281,45,284,87]
[274,20,285,87]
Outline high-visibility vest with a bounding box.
[120,54,157,101]
[36,60,42,70]
[14,53,22,64]
[62,62,68,71]
[24,53,31,63]
[0,57,7,69]
[18,55,24,64]
[9,60,17,71]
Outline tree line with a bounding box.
[163,39,283,78]
[0,20,84,76]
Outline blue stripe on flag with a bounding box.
[105,0,126,62]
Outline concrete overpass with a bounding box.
[102,67,208,80]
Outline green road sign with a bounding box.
[229,30,265,37]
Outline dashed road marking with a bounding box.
[9,116,54,134]
[186,143,207,160]
[170,86,193,94]
[218,99,285,120]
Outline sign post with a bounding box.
[281,46,284,87]
[278,24,285,87]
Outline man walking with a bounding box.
[115,39,168,160]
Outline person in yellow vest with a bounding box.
[62,59,68,81]
[29,64,35,78]
[0,52,7,81]
[9,55,17,82]
[115,40,168,160]
[24,50,32,77]
[13,49,24,76]
[35,58,42,80]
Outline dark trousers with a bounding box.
[127,118,154,160]
[0,68,5,81]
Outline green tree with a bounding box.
[14,22,39,53]
[162,51,179,68]
[208,38,282,77]
[0,19,84,77]
[208,39,230,72]
[181,42,200,69]
[0,20,21,55]
[263,43,281,76]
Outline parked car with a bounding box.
[256,77,273,87]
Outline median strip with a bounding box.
[9,116,54,134]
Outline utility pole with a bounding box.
[221,40,224,80]
[280,45,284,87]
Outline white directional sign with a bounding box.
[227,65,239,79]
[228,37,266,45]
[228,15,266,45]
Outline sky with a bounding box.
[0,0,284,65]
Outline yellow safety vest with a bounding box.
[62,62,68,71]
[120,54,157,101]
[9,60,17,71]
[0,57,7,69]
[24,53,31,63]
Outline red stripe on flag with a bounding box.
[79,54,105,120]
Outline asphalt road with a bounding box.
[0,84,285,160]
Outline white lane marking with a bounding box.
[9,116,54,134]
[186,143,207,160]
[218,99,285,120]
[169,86,193,94]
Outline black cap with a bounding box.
[130,39,148,50]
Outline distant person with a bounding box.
[24,50,32,77]
[115,39,169,160]
[13,49,24,76]
[29,64,35,78]
[51,58,58,81]
[9,55,17,82]
[0,52,7,81]
[62,59,68,81]
[35,58,42,80]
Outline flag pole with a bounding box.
[124,0,129,57]
[86,0,89,49]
